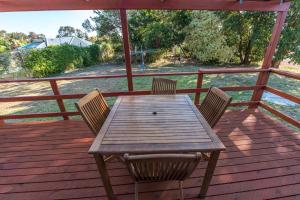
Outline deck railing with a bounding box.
[0,68,299,129]
[259,69,300,129]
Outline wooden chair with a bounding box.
[75,89,110,135]
[198,87,232,128]
[152,77,177,95]
[75,89,114,162]
[124,153,202,200]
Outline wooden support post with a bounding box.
[250,10,288,108]
[49,80,68,120]
[194,70,203,105]
[93,154,116,200]
[120,9,134,91]
[199,150,220,199]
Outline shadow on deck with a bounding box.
[0,109,299,200]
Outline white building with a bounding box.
[19,36,92,50]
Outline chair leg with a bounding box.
[135,182,139,200]
[179,181,184,200]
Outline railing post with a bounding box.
[250,10,289,108]
[49,80,68,120]
[194,70,203,105]
[120,9,134,92]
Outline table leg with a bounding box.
[199,150,220,199]
[93,154,116,200]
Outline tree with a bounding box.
[57,26,88,39]
[85,10,121,40]
[74,29,88,39]
[84,10,192,51]
[219,11,275,65]
[184,11,233,64]
[82,10,122,51]
[82,19,94,33]
[273,0,300,67]
[57,26,76,37]
[128,10,192,49]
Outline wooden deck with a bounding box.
[0,109,299,200]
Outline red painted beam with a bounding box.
[0,74,127,83]
[50,80,68,120]
[194,72,204,105]
[0,100,258,120]
[199,68,270,74]
[271,69,300,81]
[0,112,79,120]
[250,10,289,108]
[265,86,300,105]
[259,102,300,129]
[0,0,290,12]
[133,72,198,77]
[120,9,133,91]
[0,85,264,103]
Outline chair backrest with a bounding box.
[124,153,201,182]
[198,87,232,128]
[75,89,110,135]
[152,78,177,95]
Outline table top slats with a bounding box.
[89,95,225,154]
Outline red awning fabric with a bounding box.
[0,0,290,12]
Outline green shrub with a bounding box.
[184,11,233,64]
[0,52,11,74]
[99,42,115,62]
[23,44,101,77]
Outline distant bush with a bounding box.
[23,44,101,77]
[99,41,115,62]
[0,52,11,74]
[184,11,233,64]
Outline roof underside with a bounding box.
[0,0,290,12]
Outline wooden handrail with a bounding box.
[259,102,300,129]
[271,69,300,81]
[0,74,128,83]
[199,68,270,74]
[0,86,264,102]
[1,66,298,127]
[133,72,198,77]
[0,112,79,120]
[0,101,258,120]
[194,68,267,105]
[265,86,300,105]
[0,68,269,84]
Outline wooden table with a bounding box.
[89,95,225,199]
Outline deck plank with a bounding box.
[0,109,299,200]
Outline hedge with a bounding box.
[23,44,101,77]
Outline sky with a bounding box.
[0,10,96,38]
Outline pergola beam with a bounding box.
[250,10,289,107]
[120,9,133,91]
[0,0,290,12]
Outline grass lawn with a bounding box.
[0,60,299,130]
